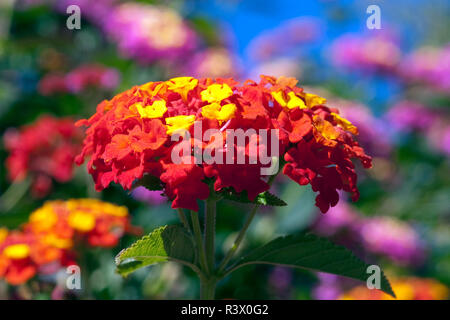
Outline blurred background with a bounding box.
[0,0,449,299]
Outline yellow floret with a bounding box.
[201,83,233,103]
[136,100,168,119]
[165,115,196,135]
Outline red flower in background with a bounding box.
[4,115,82,197]
[76,75,371,212]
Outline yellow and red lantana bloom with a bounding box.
[76,76,372,212]
[0,199,132,285]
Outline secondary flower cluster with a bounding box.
[76,75,372,213]
[38,64,120,96]
[4,116,82,197]
[339,277,449,300]
[0,199,131,285]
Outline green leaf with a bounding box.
[222,190,287,206]
[115,225,196,277]
[226,232,395,297]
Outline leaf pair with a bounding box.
[115,225,395,297]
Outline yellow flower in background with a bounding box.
[3,244,30,260]
[68,210,96,232]
[0,228,8,244]
[28,204,58,233]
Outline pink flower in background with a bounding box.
[131,187,166,206]
[426,121,450,156]
[330,31,401,73]
[314,201,362,236]
[65,64,120,93]
[387,100,450,157]
[183,48,240,79]
[312,273,343,300]
[38,64,120,95]
[360,217,425,265]
[387,101,438,132]
[399,45,450,92]
[104,4,197,63]
[314,201,425,266]
[247,17,322,62]
[38,74,68,95]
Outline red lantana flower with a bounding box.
[76,76,371,212]
[4,116,82,197]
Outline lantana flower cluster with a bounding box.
[76,75,371,213]
[4,116,82,197]
[0,199,131,285]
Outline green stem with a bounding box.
[177,208,191,233]
[204,198,216,274]
[190,211,209,275]
[217,203,260,274]
[200,277,216,300]
[0,178,31,213]
[217,171,280,274]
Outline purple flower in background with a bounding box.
[387,101,438,132]
[360,217,425,265]
[314,201,362,236]
[399,45,450,92]
[330,31,401,73]
[269,266,293,298]
[131,186,166,206]
[104,4,197,64]
[314,201,426,266]
[247,17,322,62]
[425,122,450,157]
[387,100,450,157]
[312,273,342,300]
